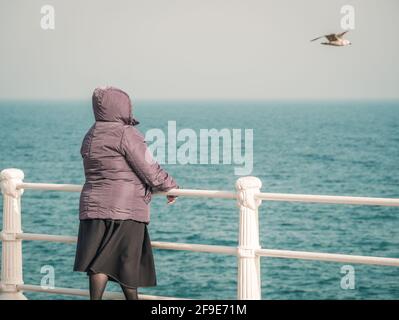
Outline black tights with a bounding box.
[89,272,138,300]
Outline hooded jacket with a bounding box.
[79,86,178,223]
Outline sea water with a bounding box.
[0,100,398,299]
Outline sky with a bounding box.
[0,0,398,100]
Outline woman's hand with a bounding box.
[166,195,178,205]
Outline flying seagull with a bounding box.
[311,31,351,46]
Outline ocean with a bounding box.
[0,100,398,300]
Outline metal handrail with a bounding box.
[1,169,398,300]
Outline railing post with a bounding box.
[0,168,27,300]
[236,176,262,300]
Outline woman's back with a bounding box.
[81,121,136,181]
[79,87,177,223]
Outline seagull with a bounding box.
[311,31,351,46]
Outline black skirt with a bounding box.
[73,218,157,288]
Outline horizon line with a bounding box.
[1,97,399,103]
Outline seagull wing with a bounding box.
[337,30,349,39]
[310,35,325,42]
[325,34,339,41]
[311,33,340,42]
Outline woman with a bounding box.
[73,86,178,300]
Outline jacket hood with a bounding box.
[92,86,139,126]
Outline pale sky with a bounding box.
[0,0,398,100]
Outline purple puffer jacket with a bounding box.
[79,86,178,223]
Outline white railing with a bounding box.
[1,168,399,300]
